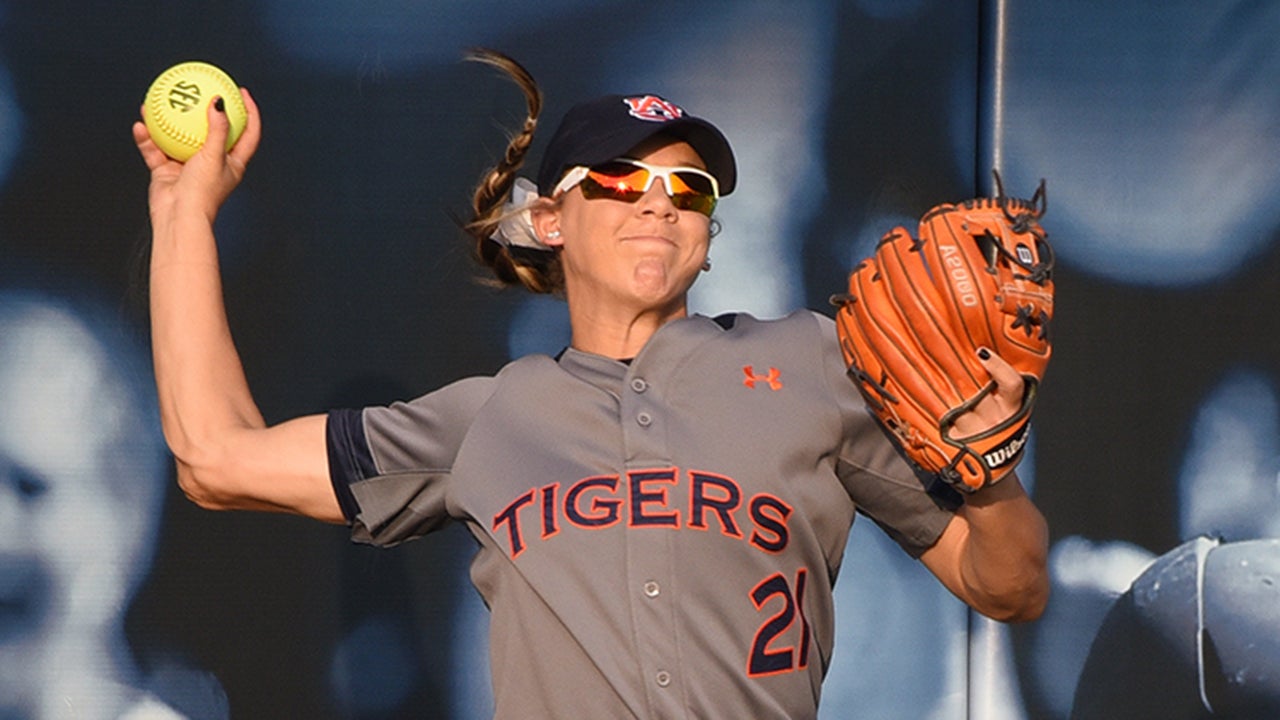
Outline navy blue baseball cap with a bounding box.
[536,93,737,197]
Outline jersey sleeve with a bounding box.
[810,311,960,557]
[326,375,497,546]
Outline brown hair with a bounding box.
[463,49,563,295]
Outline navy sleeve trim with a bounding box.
[712,312,738,330]
[326,408,376,524]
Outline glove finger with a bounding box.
[844,254,963,424]
[917,204,1001,352]
[873,225,989,401]
[837,284,955,474]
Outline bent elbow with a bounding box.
[161,414,261,512]
[977,571,1051,623]
[994,587,1050,624]
[174,457,239,511]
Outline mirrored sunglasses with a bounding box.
[554,158,720,217]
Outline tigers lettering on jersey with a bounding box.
[492,467,793,558]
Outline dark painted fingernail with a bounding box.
[213,97,225,113]
[977,348,991,360]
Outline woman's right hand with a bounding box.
[131,87,261,226]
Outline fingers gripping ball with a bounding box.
[143,62,247,162]
[833,175,1054,491]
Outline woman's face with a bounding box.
[544,139,713,319]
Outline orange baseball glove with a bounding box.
[833,176,1054,492]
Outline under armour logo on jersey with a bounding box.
[624,95,685,123]
[743,365,782,390]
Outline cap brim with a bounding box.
[541,118,737,196]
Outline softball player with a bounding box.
[132,51,1048,719]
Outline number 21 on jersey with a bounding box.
[748,567,810,677]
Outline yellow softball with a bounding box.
[143,61,247,162]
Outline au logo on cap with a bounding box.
[624,95,685,123]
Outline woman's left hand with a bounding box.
[950,347,1029,438]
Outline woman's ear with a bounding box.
[530,205,564,248]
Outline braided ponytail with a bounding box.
[464,49,562,294]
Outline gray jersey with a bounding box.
[326,310,957,719]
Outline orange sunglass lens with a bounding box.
[582,162,717,216]
[586,164,649,196]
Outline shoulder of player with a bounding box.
[682,310,841,388]
[496,352,562,375]
[707,309,862,407]
[699,308,833,343]
[494,352,594,389]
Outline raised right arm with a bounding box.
[133,90,343,523]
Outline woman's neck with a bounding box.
[567,301,688,359]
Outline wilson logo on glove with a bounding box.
[983,421,1031,469]
[831,172,1054,492]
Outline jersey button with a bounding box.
[630,377,648,393]
[655,670,672,688]
[636,412,652,427]
[643,580,660,598]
